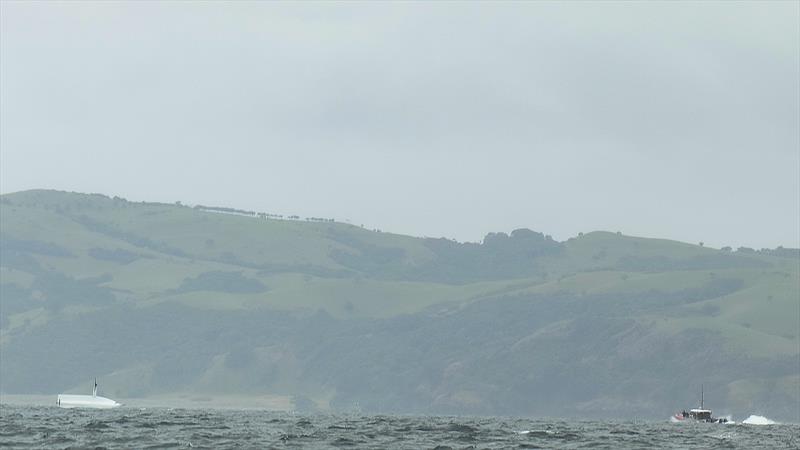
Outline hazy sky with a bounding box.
[1,1,798,249]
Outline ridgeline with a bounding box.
[1,190,798,420]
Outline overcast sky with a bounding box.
[1,1,798,249]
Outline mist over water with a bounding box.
[1,405,797,449]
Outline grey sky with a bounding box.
[1,1,798,249]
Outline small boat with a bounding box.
[57,378,121,409]
[673,384,727,423]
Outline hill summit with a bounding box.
[1,189,798,420]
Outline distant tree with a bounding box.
[720,246,732,252]
[699,242,704,247]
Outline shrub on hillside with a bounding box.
[178,271,268,294]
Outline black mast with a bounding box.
[701,384,704,410]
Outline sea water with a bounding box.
[1,405,796,449]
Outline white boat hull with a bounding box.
[57,394,121,409]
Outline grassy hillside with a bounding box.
[1,190,798,420]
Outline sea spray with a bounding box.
[719,415,735,424]
[742,415,777,425]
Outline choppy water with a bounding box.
[1,405,797,449]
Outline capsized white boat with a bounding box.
[57,378,121,409]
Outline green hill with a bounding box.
[1,189,798,420]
